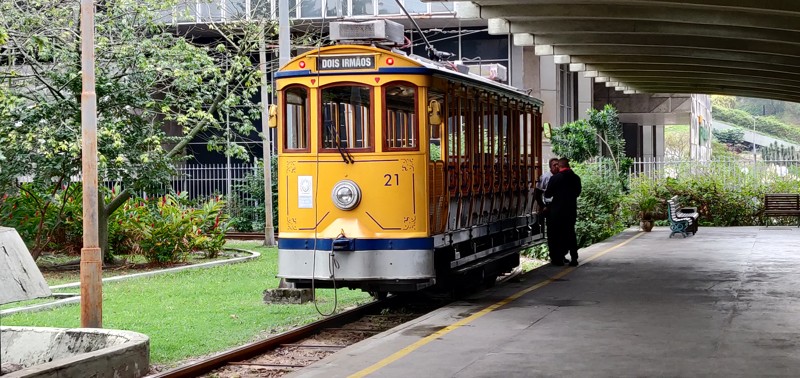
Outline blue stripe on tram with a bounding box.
[278,238,434,251]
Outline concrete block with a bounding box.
[0,227,51,305]
[263,288,313,304]
[0,326,149,378]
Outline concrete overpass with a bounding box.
[453,0,800,104]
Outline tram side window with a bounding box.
[384,84,418,150]
[284,87,309,151]
[321,86,372,150]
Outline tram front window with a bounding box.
[284,87,309,151]
[321,86,372,150]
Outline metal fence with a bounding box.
[629,157,800,188]
[158,163,267,231]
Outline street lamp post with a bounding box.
[80,0,102,328]
[752,117,757,163]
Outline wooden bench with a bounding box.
[764,194,800,227]
[667,196,699,238]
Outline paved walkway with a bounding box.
[292,226,800,377]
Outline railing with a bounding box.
[161,163,267,231]
[629,157,800,188]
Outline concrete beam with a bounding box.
[611,77,800,95]
[454,1,482,19]
[513,33,535,46]
[534,44,554,55]
[463,0,800,15]
[594,76,608,83]
[532,33,800,59]
[569,63,585,72]
[505,20,800,46]
[605,82,618,87]
[629,85,800,104]
[470,4,800,32]
[545,45,800,69]
[487,18,510,35]
[554,55,572,64]
[582,62,800,78]
[583,65,800,86]
[583,70,598,78]
[571,55,800,74]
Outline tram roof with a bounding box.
[276,45,543,108]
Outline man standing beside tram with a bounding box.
[535,158,562,264]
[544,158,582,267]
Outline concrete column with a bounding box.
[539,55,558,128]
[511,44,524,89]
[577,73,593,120]
[522,46,541,98]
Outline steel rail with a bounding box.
[150,299,384,378]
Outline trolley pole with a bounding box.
[260,33,276,246]
[279,0,290,67]
[79,0,102,328]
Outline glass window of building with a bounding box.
[199,0,223,21]
[251,0,272,18]
[224,0,247,19]
[558,64,577,125]
[322,86,372,150]
[404,0,427,13]
[300,0,322,18]
[430,2,453,13]
[378,0,400,14]
[384,84,418,150]
[352,0,373,15]
[284,87,309,151]
[175,0,198,22]
[326,0,348,17]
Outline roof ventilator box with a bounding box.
[330,20,405,45]
[466,63,508,83]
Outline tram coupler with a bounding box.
[332,237,355,251]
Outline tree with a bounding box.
[713,128,745,148]
[0,0,298,259]
[551,105,626,168]
[550,119,598,163]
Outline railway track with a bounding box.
[148,266,524,378]
[148,296,442,378]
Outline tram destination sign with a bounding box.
[317,55,376,71]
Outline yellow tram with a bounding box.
[274,22,545,293]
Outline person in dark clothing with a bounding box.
[535,158,563,264]
[544,158,582,266]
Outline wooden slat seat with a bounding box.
[764,194,800,226]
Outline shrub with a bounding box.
[573,160,627,248]
[129,193,229,263]
[627,161,800,227]
[227,157,276,232]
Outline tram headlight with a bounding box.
[331,180,361,211]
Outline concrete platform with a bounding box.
[292,226,800,377]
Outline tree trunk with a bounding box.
[98,193,111,263]
[99,190,132,264]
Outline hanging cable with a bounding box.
[393,0,453,61]
[310,2,340,317]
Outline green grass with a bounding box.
[0,241,373,366]
[665,124,689,134]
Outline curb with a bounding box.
[1,248,260,316]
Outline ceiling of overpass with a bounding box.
[454,0,800,103]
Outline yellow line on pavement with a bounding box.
[348,231,645,378]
